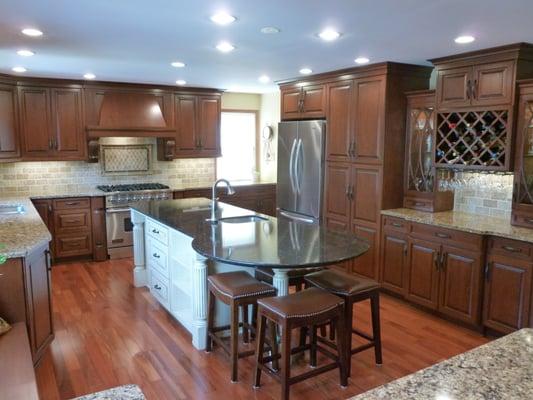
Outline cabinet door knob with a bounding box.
[434,253,440,270]
[152,229,159,234]
[154,284,162,290]
[472,79,478,99]
[484,262,491,281]
[152,253,160,259]
[466,80,472,99]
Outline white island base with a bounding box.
[131,209,291,350]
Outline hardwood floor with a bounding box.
[36,259,489,400]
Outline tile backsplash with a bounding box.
[452,172,513,218]
[0,154,215,197]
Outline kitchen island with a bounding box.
[130,198,368,350]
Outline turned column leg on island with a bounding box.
[192,252,209,350]
[272,268,290,296]
[131,210,147,288]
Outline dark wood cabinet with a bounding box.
[18,85,85,160]
[406,237,441,310]
[483,238,533,333]
[175,94,221,158]
[0,83,20,160]
[326,81,352,161]
[380,224,409,295]
[438,246,483,324]
[91,197,108,262]
[324,162,351,227]
[350,165,380,224]
[280,84,326,120]
[351,223,378,280]
[352,76,385,163]
[436,66,472,109]
[0,244,54,364]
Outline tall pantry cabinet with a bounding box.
[280,63,432,280]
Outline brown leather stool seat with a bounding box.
[254,287,348,400]
[305,269,383,377]
[254,266,324,291]
[206,271,277,383]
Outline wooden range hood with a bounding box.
[86,91,174,138]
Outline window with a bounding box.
[217,111,258,182]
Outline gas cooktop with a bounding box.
[97,183,170,193]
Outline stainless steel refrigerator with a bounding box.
[277,120,326,222]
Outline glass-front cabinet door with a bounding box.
[404,90,453,212]
[512,81,533,228]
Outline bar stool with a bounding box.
[206,271,277,382]
[253,287,348,400]
[304,269,382,377]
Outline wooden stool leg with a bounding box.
[298,326,308,347]
[310,325,318,368]
[230,301,239,382]
[319,324,327,337]
[345,299,354,377]
[280,321,291,400]
[334,315,348,387]
[251,303,258,339]
[371,292,383,365]
[269,320,279,371]
[242,304,249,344]
[206,289,216,352]
[329,322,336,340]
[253,314,267,388]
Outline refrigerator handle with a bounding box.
[295,138,303,194]
[289,138,298,193]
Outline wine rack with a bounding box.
[435,110,510,170]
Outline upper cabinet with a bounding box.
[174,94,221,158]
[431,43,533,171]
[0,83,20,160]
[281,84,326,120]
[18,85,85,160]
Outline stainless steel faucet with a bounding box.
[207,179,235,222]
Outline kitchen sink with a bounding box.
[0,204,26,215]
[217,215,268,224]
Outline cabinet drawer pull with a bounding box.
[154,284,162,290]
[524,218,533,224]
[435,232,451,239]
[64,219,80,224]
[152,253,161,259]
[152,228,160,234]
[502,245,522,253]
[413,202,425,207]
[65,201,79,206]
[391,222,403,228]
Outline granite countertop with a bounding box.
[351,328,533,399]
[132,199,369,268]
[0,197,52,258]
[382,208,533,244]
[73,384,145,400]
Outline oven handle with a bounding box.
[106,207,131,214]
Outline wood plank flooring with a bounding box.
[36,259,489,400]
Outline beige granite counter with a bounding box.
[0,197,52,258]
[350,328,533,399]
[382,208,533,244]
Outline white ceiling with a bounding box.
[1,0,532,93]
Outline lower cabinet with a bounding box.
[405,238,441,310]
[380,229,408,295]
[0,244,53,364]
[483,252,532,333]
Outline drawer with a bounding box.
[146,219,168,245]
[53,197,90,210]
[150,270,170,309]
[382,215,409,232]
[511,211,533,229]
[54,233,92,257]
[54,209,91,233]
[410,222,483,251]
[487,236,533,260]
[147,238,169,278]
[403,197,433,212]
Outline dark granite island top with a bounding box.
[350,328,533,400]
[131,198,369,269]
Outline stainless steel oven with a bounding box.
[97,183,172,259]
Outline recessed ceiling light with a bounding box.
[318,28,341,41]
[216,41,235,53]
[261,26,280,34]
[454,35,475,44]
[258,75,270,84]
[299,68,313,75]
[12,66,27,73]
[83,73,96,80]
[21,28,43,37]
[17,49,35,57]
[176,80,187,86]
[171,61,185,68]
[354,57,370,65]
[210,12,236,25]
